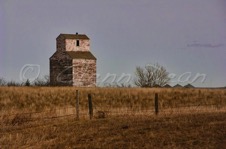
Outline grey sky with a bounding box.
[1,0,226,87]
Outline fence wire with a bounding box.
[1,93,226,131]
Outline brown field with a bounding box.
[0,87,226,148]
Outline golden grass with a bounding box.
[0,87,225,112]
[0,87,226,148]
[0,112,226,148]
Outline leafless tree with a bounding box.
[134,63,170,87]
[0,77,6,86]
[33,75,50,86]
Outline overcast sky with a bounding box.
[1,0,226,87]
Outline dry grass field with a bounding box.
[0,87,226,148]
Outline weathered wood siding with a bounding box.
[50,51,73,86]
[72,59,96,87]
[50,34,96,87]
[65,39,90,52]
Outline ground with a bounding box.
[0,87,226,148]
[1,112,226,148]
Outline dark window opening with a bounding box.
[76,40,80,46]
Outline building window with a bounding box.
[76,40,80,46]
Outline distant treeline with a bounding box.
[0,75,50,86]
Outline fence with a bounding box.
[1,89,225,128]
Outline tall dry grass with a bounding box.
[1,112,226,148]
[0,87,226,148]
[0,87,225,111]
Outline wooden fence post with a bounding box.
[76,90,79,120]
[155,93,159,115]
[88,94,93,120]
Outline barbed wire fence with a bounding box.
[0,90,226,129]
[91,95,226,118]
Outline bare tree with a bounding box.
[134,63,170,87]
[25,79,31,86]
[7,80,22,86]
[0,77,6,86]
[33,75,50,86]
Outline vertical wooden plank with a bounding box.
[155,93,159,115]
[88,94,93,119]
[76,90,79,120]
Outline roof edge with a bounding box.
[57,33,90,40]
[66,51,96,60]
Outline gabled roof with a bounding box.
[67,51,96,60]
[184,84,195,88]
[173,84,183,88]
[57,33,89,39]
